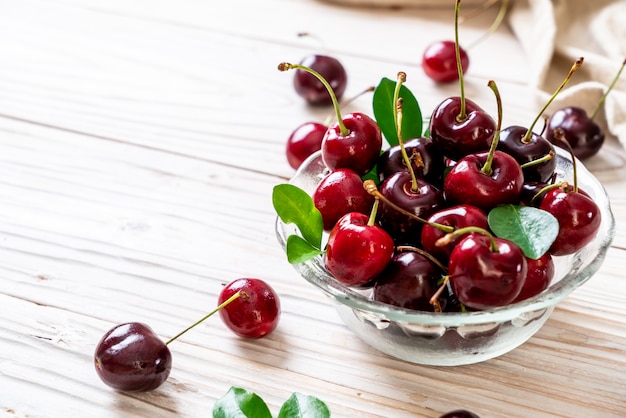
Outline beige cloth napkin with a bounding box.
[508,0,626,149]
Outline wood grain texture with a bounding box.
[1,0,625,417]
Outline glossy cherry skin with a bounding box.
[325,212,395,287]
[513,253,555,302]
[293,54,347,106]
[378,171,444,245]
[439,410,480,418]
[429,97,496,161]
[443,150,524,211]
[321,112,382,176]
[372,250,442,312]
[313,168,374,231]
[539,184,601,256]
[497,125,557,183]
[94,322,172,392]
[218,278,281,339]
[420,204,489,265]
[546,106,605,160]
[377,136,445,187]
[422,40,469,83]
[448,234,528,310]
[286,121,326,169]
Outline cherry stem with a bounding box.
[393,75,419,192]
[368,198,381,227]
[363,180,454,233]
[530,181,566,206]
[436,226,499,252]
[429,275,449,311]
[481,80,503,175]
[522,57,584,143]
[519,150,554,169]
[323,85,376,126]
[454,0,467,122]
[552,127,579,192]
[590,57,626,120]
[396,245,448,273]
[278,62,349,136]
[465,0,510,50]
[165,291,242,345]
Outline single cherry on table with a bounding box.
[94,278,280,392]
[292,54,347,106]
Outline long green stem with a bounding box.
[436,226,499,252]
[590,57,626,120]
[481,80,503,175]
[165,291,241,345]
[454,0,467,122]
[522,57,584,143]
[278,62,349,136]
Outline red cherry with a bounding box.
[218,278,281,339]
[286,121,326,169]
[429,97,496,161]
[420,204,489,265]
[293,54,347,106]
[443,150,524,211]
[94,322,172,392]
[513,253,555,302]
[313,168,374,231]
[321,112,382,176]
[539,184,601,256]
[325,212,395,287]
[545,107,604,160]
[448,234,528,310]
[422,40,469,83]
[372,250,442,312]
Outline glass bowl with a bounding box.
[275,148,615,366]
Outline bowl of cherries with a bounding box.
[274,57,615,366]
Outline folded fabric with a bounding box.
[508,0,626,150]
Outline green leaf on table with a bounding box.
[212,387,272,418]
[273,183,323,249]
[278,393,331,418]
[488,204,559,259]
[372,77,422,147]
[286,235,324,264]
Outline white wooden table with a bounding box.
[1,1,625,417]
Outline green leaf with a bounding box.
[273,184,323,249]
[286,235,324,264]
[278,393,331,418]
[372,77,422,147]
[488,204,559,259]
[212,387,272,418]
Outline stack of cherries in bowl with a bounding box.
[275,59,615,366]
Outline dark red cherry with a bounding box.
[422,40,469,83]
[377,136,445,187]
[448,234,528,310]
[513,252,555,302]
[325,212,395,287]
[497,125,557,183]
[443,150,524,211]
[545,107,604,160]
[539,183,601,256]
[286,121,326,169]
[321,112,382,176]
[293,54,347,106]
[218,278,281,339]
[420,204,489,265]
[439,410,481,418]
[377,171,444,245]
[313,168,374,231]
[372,250,442,312]
[429,97,496,161]
[94,322,172,392]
